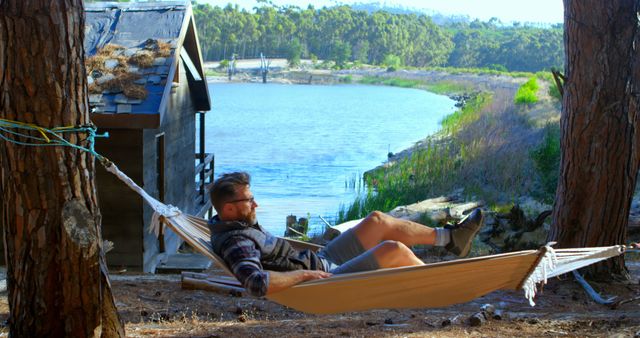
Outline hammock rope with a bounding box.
[0,118,108,159]
[0,117,632,313]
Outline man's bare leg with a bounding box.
[352,211,437,250]
[370,240,425,268]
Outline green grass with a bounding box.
[359,76,422,88]
[530,123,561,203]
[205,69,226,77]
[359,76,471,95]
[514,77,540,105]
[427,66,535,78]
[440,92,492,134]
[337,93,492,223]
[423,82,469,95]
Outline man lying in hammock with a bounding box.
[209,172,484,297]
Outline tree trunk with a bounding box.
[0,1,124,336]
[549,0,640,280]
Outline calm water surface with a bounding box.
[202,82,455,235]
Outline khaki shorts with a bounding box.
[318,228,380,274]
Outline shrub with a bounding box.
[530,124,561,202]
[382,54,402,71]
[548,82,562,100]
[488,64,508,72]
[339,75,353,83]
[440,92,491,134]
[514,77,539,105]
[287,38,302,67]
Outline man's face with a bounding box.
[225,185,258,224]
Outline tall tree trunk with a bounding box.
[0,1,124,336]
[549,0,640,280]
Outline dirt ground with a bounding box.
[0,260,639,336]
[116,260,640,337]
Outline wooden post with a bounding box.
[285,215,297,236]
[260,53,269,83]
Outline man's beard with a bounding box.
[241,210,257,225]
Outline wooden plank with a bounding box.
[182,276,245,294]
[91,113,160,129]
[194,153,213,173]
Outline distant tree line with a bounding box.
[193,3,564,72]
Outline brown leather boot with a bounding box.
[445,208,484,257]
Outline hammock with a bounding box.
[104,161,627,314]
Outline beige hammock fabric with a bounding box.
[104,161,626,314]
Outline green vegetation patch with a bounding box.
[530,123,561,203]
[428,66,535,78]
[359,76,422,88]
[423,82,469,95]
[514,77,540,105]
[359,76,470,95]
[337,93,493,222]
[441,92,492,134]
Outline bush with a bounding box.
[218,59,229,70]
[488,64,508,72]
[548,82,562,100]
[530,124,561,202]
[339,75,353,83]
[382,54,402,71]
[287,38,302,67]
[514,77,539,105]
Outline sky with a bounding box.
[199,0,564,24]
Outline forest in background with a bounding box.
[193,2,564,72]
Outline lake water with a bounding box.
[201,82,455,235]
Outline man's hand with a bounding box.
[297,269,333,282]
[266,269,332,295]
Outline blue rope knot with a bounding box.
[0,118,109,160]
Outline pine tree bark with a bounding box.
[0,1,124,336]
[549,0,640,279]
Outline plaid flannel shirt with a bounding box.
[219,234,270,297]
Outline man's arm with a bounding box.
[220,235,331,297]
[266,270,332,295]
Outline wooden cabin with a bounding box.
[85,2,213,272]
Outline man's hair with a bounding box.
[211,172,251,213]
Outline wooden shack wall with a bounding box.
[95,129,144,269]
[142,61,198,272]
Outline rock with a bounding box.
[480,303,495,316]
[428,208,452,225]
[493,309,505,320]
[96,73,115,85]
[114,94,128,104]
[469,312,486,327]
[104,59,120,70]
[153,57,167,66]
[124,48,139,57]
[441,315,463,327]
[518,226,548,248]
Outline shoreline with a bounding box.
[206,68,528,178]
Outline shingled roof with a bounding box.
[84,1,210,128]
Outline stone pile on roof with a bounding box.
[86,39,176,114]
[83,1,211,127]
